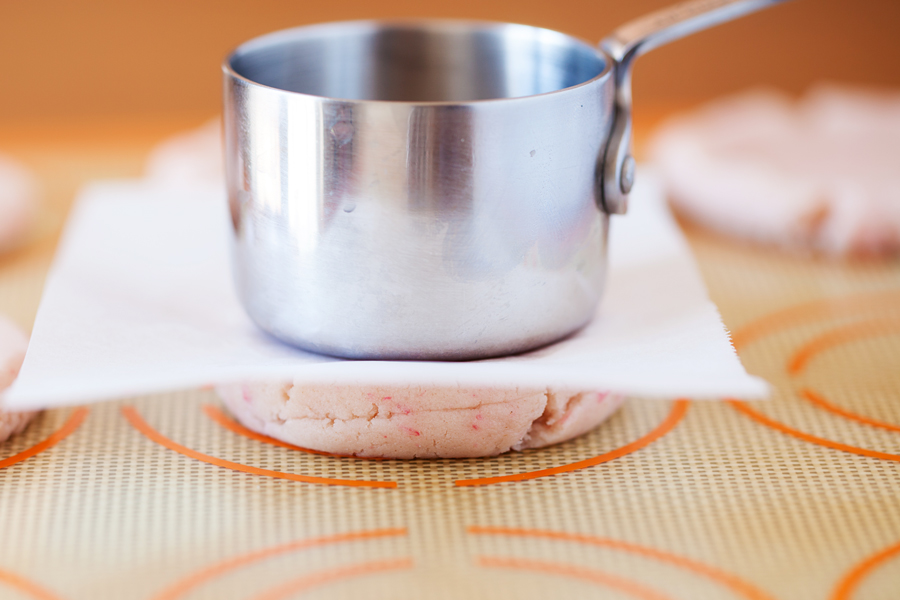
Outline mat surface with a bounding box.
[0,135,899,600]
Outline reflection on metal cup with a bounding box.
[224,21,614,360]
[223,1,788,360]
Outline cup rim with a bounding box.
[222,19,614,106]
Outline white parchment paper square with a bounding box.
[2,173,767,410]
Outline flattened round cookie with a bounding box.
[0,315,36,442]
[0,155,38,253]
[218,383,624,459]
[649,86,900,256]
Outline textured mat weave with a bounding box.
[1,167,899,600]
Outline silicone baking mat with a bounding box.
[1,139,899,600]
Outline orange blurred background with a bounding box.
[1,0,898,125]
[0,0,897,329]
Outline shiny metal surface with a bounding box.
[225,22,614,359]
[223,1,788,360]
[599,0,789,214]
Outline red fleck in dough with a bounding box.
[217,382,624,459]
[0,315,36,442]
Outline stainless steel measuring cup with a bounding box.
[223,0,787,360]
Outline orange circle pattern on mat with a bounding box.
[202,403,388,460]
[249,558,413,600]
[0,567,65,600]
[477,557,677,600]
[121,406,397,489]
[729,293,900,461]
[150,528,408,600]
[454,399,690,487]
[0,408,89,471]
[830,540,900,600]
[203,393,690,488]
[469,527,777,600]
[727,291,900,599]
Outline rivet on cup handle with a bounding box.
[598,0,791,215]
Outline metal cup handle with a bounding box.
[598,0,790,214]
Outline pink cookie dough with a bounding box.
[649,86,900,256]
[0,315,35,442]
[217,382,624,459]
[0,155,38,253]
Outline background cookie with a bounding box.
[218,382,624,459]
[648,86,900,257]
[0,315,35,442]
[143,119,222,186]
[0,155,38,254]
